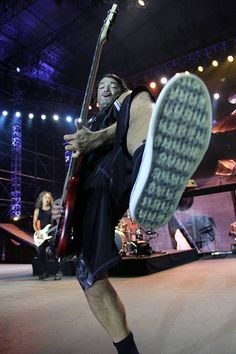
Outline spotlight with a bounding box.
[228,93,236,104]
[149,81,157,89]
[184,71,190,75]
[212,60,218,67]
[96,102,99,108]
[15,112,21,117]
[53,114,59,121]
[227,55,234,63]
[213,93,220,100]
[89,105,92,110]
[28,113,34,119]
[66,115,72,123]
[77,117,82,124]
[2,110,8,116]
[41,114,46,120]
[160,77,167,85]
[198,66,204,72]
[138,0,146,7]
[16,67,20,72]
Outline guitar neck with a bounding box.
[61,4,118,203]
[80,42,103,126]
[79,3,118,127]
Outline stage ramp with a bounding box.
[0,223,35,263]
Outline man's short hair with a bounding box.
[99,73,129,93]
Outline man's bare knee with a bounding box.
[127,91,154,156]
[130,91,153,120]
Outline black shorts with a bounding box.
[75,88,151,290]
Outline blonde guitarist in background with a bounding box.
[33,191,62,280]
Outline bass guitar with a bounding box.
[34,224,57,247]
[53,4,118,259]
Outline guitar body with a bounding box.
[55,174,80,258]
[34,224,53,247]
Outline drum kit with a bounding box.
[114,211,152,257]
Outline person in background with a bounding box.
[33,191,62,280]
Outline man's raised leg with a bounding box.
[128,73,212,229]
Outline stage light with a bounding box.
[89,105,92,110]
[138,0,146,7]
[228,93,236,104]
[77,117,82,124]
[2,110,8,116]
[149,81,157,89]
[212,60,219,67]
[160,77,167,85]
[66,115,72,123]
[227,55,234,62]
[28,113,34,119]
[15,112,21,117]
[184,71,190,75]
[53,114,59,121]
[16,67,20,72]
[198,66,204,72]
[213,93,220,100]
[96,102,99,108]
[13,216,20,221]
[41,114,46,120]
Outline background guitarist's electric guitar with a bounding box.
[53,4,118,259]
[34,224,57,247]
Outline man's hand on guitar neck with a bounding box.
[64,123,117,154]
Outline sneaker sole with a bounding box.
[129,73,212,229]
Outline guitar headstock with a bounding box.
[99,4,118,45]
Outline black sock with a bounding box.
[113,332,139,354]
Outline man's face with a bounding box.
[42,194,51,206]
[97,77,122,110]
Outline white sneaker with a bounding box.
[129,73,212,229]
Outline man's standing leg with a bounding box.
[85,277,139,353]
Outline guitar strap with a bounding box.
[87,95,121,132]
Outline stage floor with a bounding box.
[111,249,198,276]
[1,256,236,354]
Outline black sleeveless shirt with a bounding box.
[38,208,52,229]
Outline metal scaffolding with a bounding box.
[10,116,22,219]
[0,114,66,221]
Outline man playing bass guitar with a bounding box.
[53,73,212,353]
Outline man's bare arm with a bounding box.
[64,90,131,154]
